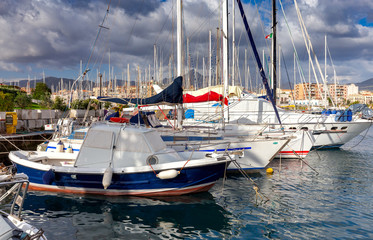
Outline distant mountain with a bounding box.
[6,74,373,92]
[4,77,137,91]
[355,78,373,91]
[160,69,204,89]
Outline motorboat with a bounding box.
[37,121,292,172]
[9,122,231,196]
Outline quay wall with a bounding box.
[0,109,106,133]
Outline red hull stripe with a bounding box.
[279,151,309,154]
[27,183,216,196]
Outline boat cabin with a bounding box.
[75,123,183,168]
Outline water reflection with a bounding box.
[23,192,232,239]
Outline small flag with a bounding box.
[265,33,273,39]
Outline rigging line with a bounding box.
[280,48,297,106]
[154,3,175,44]
[188,0,224,39]
[123,0,147,54]
[278,0,312,103]
[345,120,373,150]
[294,0,335,107]
[84,0,112,75]
[254,0,272,56]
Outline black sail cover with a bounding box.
[97,76,183,105]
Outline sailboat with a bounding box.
[180,0,372,150]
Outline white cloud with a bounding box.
[0,0,372,84]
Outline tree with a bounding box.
[70,99,99,110]
[40,92,53,109]
[71,99,85,109]
[104,102,112,109]
[14,93,32,109]
[32,83,51,100]
[0,91,14,111]
[52,96,67,111]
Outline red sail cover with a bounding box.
[183,91,228,105]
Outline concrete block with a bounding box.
[15,109,23,120]
[54,110,62,119]
[22,110,38,120]
[96,110,106,117]
[88,110,96,117]
[16,120,25,130]
[0,112,6,121]
[0,122,5,133]
[27,119,36,129]
[70,109,86,118]
[38,110,56,119]
[35,120,44,129]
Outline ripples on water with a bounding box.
[11,129,373,239]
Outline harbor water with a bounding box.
[4,128,373,239]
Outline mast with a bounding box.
[222,0,229,123]
[154,44,157,82]
[271,0,277,105]
[232,0,235,86]
[176,0,183,129]
[127,64,130,97]
[236,0,282,124]
[177,0,182,77]
[209,30,212,87]
[324,35,326,106]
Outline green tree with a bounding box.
[104,102,112,109]
[32,83,51,100]
[70,99,98,110]
[52,96,67,111]
[0,91,14,111]
[14,93,32,109]
[71,99,84,109]
[350,100,360,106]
[40,92,53,109]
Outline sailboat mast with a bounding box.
[232,0,235,86]
[222,0,229,124]
[272,0,277,105]
[209,30,212,87]
[176,0,183,129]
[177,0,182,77]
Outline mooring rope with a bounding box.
[344,120,373,150]
[0,134,21,151]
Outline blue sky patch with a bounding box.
[359,17,373,27]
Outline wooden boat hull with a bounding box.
[10,151,229,196]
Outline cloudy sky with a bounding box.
[0,0,372,88]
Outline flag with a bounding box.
[265,33,273,39]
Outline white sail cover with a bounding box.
[184,85,243,97]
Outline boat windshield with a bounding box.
[144,130,167,152]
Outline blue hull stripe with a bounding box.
[46,146,80,152]
[14,162,226,193]
[197,147,251,152]
[161,136,224,141]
